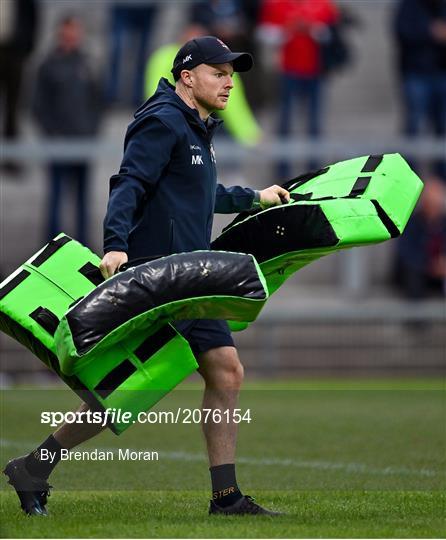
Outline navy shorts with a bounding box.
[173,319,234,358]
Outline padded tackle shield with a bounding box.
[0,241,267,433]
[54,251,267,433]
[55,251,268,376]
[212,153,423,329]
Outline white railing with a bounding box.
[1,136,445,162]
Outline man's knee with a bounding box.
[198,346,244,389]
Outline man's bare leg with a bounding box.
[197,346,279,515]
[197,346,244,507]
[14,401,106,482]
[197,346,243,467]
[53,401,106,449]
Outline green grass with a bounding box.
[1,490,445,538]
[1,379,445,537]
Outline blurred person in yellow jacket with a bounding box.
[144,26,261,146]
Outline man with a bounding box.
[32,16,103,245]
[4,36,289,517]
[259,0,340,176]
[0,0,38,175]
[105,1,158,106]
[393,176,446,299]
[393,0,446,181]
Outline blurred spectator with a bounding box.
[259,0,344,179]
[32,16,103,246]
[105,2,158,106]
[393,177,446,300]
[144,24,261,146]
[190,1,262,107]
[0,0,38,174]
[393,0,446,181]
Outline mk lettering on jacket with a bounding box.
[192,155,204,165]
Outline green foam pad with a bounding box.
[0,234,101,374]
[212,153,423,327]
[72,323,199,434]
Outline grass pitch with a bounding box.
[1,379,445,538]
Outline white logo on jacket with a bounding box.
[192,154,204,165]
[210,144,216,164]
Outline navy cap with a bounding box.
[171,36,253,80]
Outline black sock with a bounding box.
[24,435,64,480]
[210,463,242,507]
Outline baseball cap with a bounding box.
[171,36,253,80]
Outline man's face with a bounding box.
[58,19,83,51]
[188,63,234,113]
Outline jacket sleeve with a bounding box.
[214,183,258,214]
[103,117,176,253]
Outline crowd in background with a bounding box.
[0,0,445,300]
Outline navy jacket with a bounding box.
[33,49,103,136]
[103,78,257,260]
[394,0,446,74]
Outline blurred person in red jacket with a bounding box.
[259,0,340,178]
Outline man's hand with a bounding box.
[259,185,290,209]
[99,251,128,279]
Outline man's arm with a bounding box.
[215,183,290,214]
[101,117,176,278]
